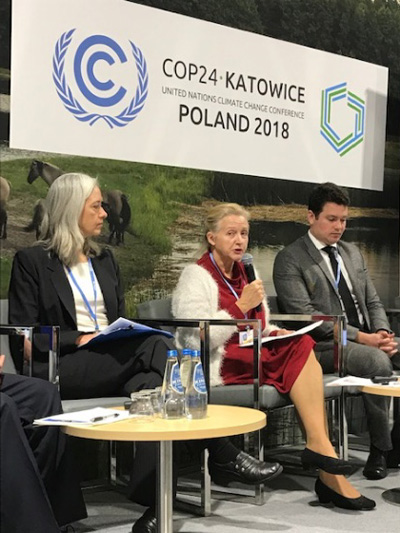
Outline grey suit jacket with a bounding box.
[273,233,390,342]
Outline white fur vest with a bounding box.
[171,263,277,387]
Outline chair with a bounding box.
[0,298,130,486]
[136,296,347,511]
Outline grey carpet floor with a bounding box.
[72,448,399,533]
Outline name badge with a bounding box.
[239,329,254,346]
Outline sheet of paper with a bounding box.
[34,407,132,426]
[240,320,323,347]
[326,376,400,387]
[79,317,173,347]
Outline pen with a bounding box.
[90,413,120,423]
[42,418,85,423]
[371,376,399,384]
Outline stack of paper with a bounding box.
[79,317,174,347]
[240,320,323,347]
[326,376,400,387]
[34,407,131,426]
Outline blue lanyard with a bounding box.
[67,258,99,331]
[208,252,248,318]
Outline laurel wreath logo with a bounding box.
[52,29,149,128]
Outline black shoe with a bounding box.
[315,478,376,511]
[301,448,353,475]
[132,508,156,533]
[363,445,387,480]
[209,451,283,486]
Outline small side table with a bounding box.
[359,382,400,506]
[63,404,266,532]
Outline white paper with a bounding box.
[78,317,172,347]
[240,320,323,347]
[326,376,400,387]
[34,407,131,426]
[96,317,136,335]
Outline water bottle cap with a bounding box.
[167,349,178,357]
[181,349,192,356]
[191,350,201,357]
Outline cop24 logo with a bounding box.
[52,30,148,128]
[320,82,365,156]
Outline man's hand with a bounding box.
[357,330,398,357]
[0,354,5,373]
[236,280,264,315]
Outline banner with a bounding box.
[10,0,388,190]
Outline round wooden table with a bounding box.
[63,404,266,532]
[359,382,400,506]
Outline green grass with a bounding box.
[0,156,213,312]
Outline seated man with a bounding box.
[273,182,400,480]
[0,354,87,532]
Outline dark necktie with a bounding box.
[322,246,361,328]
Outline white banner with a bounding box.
[10,0,388,190]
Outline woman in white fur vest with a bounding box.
[172,202,375,511]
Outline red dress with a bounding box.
[198,253,315,394]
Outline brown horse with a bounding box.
[102,190,131,245]
[27,159,63,186]
[25,160,63,238]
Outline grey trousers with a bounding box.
[316,338,400,451]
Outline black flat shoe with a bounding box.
[132,508,156,533]
[363,445,387,480]
[315,478,376,511]
[301,448,353,475]
[209,451,283,486]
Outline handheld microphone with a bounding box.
[241,253,262,312]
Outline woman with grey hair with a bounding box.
[9,173,171,398]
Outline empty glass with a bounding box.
[129,392,154,421]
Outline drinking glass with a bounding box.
[129,392,154,421]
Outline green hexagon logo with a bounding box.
[320,82,365,156]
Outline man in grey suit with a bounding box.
[273,182,400,480]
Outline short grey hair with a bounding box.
[39,173,99,266]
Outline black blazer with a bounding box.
[8,245,125,356]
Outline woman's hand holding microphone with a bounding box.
[236,280,264,315]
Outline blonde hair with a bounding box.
[39,173,100,266]
[199,202,250,254]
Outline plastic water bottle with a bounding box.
[180,348,193,390]
[161,349,185,419]
[185,350,208,419]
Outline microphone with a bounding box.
[241,253,262,312]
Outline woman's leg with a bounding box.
[289,350,360,498]
[59,334,172,399]
[289,350,333,456]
